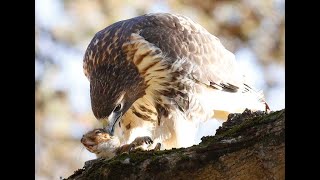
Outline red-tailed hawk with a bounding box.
[83,13,269,149]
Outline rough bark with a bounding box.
[65,109,285,180]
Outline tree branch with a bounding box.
[65,109,285,180]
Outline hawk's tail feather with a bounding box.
[243,83,270,111]
[207,83,269,121]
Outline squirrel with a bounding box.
[81,128,161,159]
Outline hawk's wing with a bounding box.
[138,13,245,92]
[137,13,267,113]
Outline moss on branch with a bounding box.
[65,109,285,180]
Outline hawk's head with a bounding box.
[84,21,149,134]
[89,62,147,134]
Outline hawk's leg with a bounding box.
[128,136,154,153]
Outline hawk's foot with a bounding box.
[153,143,161,151]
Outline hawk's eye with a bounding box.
[95,130,101,135]
[113,104,122,113]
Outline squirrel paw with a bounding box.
[128,144,137,154]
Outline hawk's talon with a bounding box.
[153,143,161,151]
[137,136,153,146]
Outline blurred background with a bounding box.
[35,0,284,179]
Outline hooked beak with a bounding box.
[103,112,122,136]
